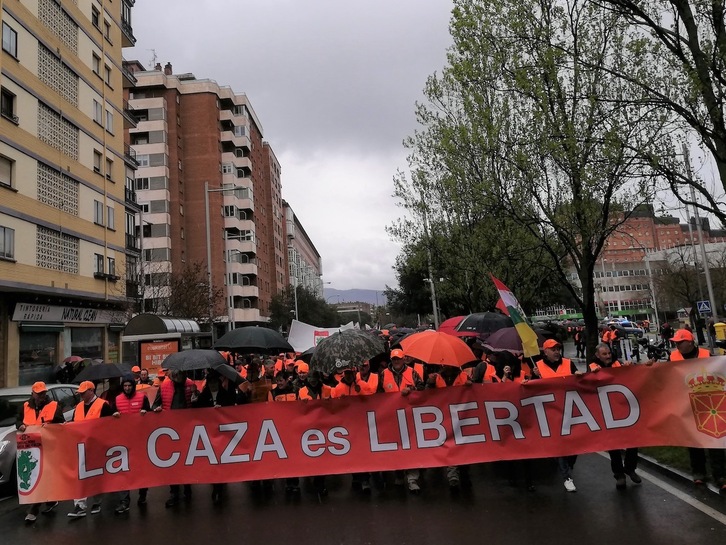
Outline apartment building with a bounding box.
[125,62,286,336]
[554,205,726,321]
[0,0,138,386]
[283,200,323,296]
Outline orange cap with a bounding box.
[31,381,47,394]
[296,362,309,373]
[131,365,141,373]
[542,339,562,349]
[76,381,95,394]
[390,349,404,359]
[156,368,166,377]
[285,359,296,368]
[671,329,694,343]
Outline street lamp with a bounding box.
[293,278,299,321]
[205,181,245,343]
[423,277,441,329]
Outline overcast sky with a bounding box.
[129,1,455,291]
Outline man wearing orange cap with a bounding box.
[67,381,113,518]
[531,338,583,492]
[131,365,141,382]
[670,329,723,492]
[292,361,309,393]
[17,382,65,523]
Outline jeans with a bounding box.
[557,456,577,480]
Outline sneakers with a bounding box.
[627,471,642,484]
[24,513,37,523]
[448,477,460,489]
[407,480,421,494]
[90,504,101,515]
[67,505,87,518]
[615,476,626,490]
[42,501,59,514]
[114,502,129,515]
[564,478,577,492]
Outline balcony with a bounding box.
[122,99,138,129]
[124,143,139,167]
[124,185,138,206]
[230,307,264,324]
[120,17,136,47]
[125,233,140,252]
[121,62,137,87]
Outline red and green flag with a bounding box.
[490,274,540,358]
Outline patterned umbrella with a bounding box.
[481,327,547,355]
[213,326,293,354]
[310,329,386,375]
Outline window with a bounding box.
[92,54,101,75]
[2,23,17,57]
[135,177,149,190]
[0,155,12,187]
[140,203,149,213]
[93,99,102,125]
[93,150,102,173]
[94,200,104,225]
[103,20,111,41]
[105,109,113,133]
[222,163,233,174]
[104,65,111,85]
[0,226,14,258]
[1,88,16,122]
[91,6,100,28]
[94,253,104,274]
[105,158,113,180]
[107,257,115,276]
[136,154,149,167]
[107,205,115,230]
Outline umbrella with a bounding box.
[213,326,293,353]
[438,316,466,336]
[209,361,243,385]
[400,330,477,367]
[299,346,316,363]
[457,312,514,337]
[73,362,131,383]
[481,327,546,355]
[310,329,385,375]
[64,355,84,364]
[163,349,227,371]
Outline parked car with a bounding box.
[0,384,79,495]
[607,320,645,338]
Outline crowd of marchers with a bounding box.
[16,326,724,525]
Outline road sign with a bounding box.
[696,300,712,314]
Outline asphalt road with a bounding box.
[1,452,724,544]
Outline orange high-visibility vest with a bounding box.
[483,363,500,383]
[298,385,332,400]
[589,360,622,372]
[536,358,573,379]
[23,401,58,426]
[357,372,379,392]
[381,367,416,393]
[670,348,710,361]
[434,371,469,388]
[74,397,107,421]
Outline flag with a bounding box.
[490,275,540,358]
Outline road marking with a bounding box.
[597,452,726,526]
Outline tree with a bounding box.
[593,0,726,222]
[268,285,340,332]
[397,0,666,358]
[166,261,225,326]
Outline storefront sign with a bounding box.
[12,303,126,325]
[17,358,726,503]
[140,340,179,372]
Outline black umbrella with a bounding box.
[163,349,227,371]
[209,361,243,385]
[457,312,514,336]
[213,326,293,354]
[310,329,385,375]
[73,362,131,383]
[299,346,316,363]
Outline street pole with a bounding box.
[682,144,717,348]
[644,250,660,332]
[205,181,215,344]
[293,278,299,321]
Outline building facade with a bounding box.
[283,200,323,296]
[125,62,286,335]
[0,0,137,386]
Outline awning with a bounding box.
[123,314,202,336]
[19,323,65,333]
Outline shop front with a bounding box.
[10,303,127,386]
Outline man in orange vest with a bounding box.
[669,329,724,492]
[378,349,424,492]
[152,368,197,506]
[67,381,113,518]
[589,344,642,489]
[426,363,471,489]
[111,375,152,513]
[17,381,65,523]
[532,339,583,492]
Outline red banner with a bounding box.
[17,358,726,503]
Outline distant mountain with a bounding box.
[323,288,387,306]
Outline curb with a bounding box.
[638,453,721,496]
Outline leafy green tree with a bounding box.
[593,0,726,221]
[396,0,666,358]
[268,285,340,332]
